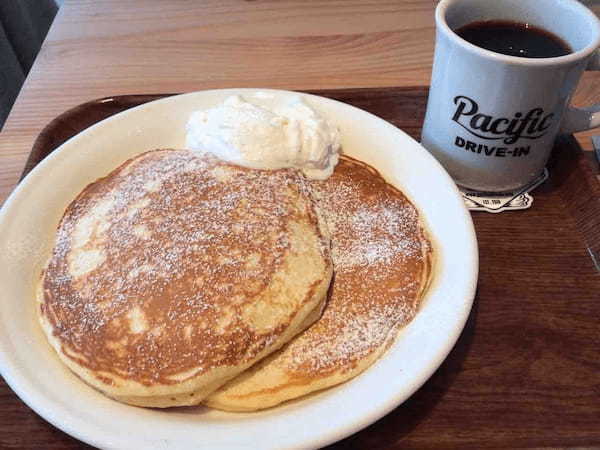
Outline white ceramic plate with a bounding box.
[0,89,477,449]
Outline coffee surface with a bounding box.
[456,20,571,58]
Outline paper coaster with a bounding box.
[460,169,549,213]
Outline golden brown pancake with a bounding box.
[38,149,333,407]
[205,156,432,411]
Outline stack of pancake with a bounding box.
[38,149,432,410]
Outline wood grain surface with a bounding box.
[2,87,599,449]
[1,0,600,205]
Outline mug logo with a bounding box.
[452,95,554,144]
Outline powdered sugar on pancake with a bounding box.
[40,149,331,387]
[284,156,431,374]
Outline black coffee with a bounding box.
[455,20,571,58]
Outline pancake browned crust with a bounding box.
[205,156,432,411]
[38,149,333,407]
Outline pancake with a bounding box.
[205,156,432,411]
[38,149,333,407]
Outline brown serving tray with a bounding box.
[6,87,600,449]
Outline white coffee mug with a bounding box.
[421,0,600,192]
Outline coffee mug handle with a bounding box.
[561,49,600,133]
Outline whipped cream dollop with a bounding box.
[185,93,340,180]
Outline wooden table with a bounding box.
[1,1,599,448]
